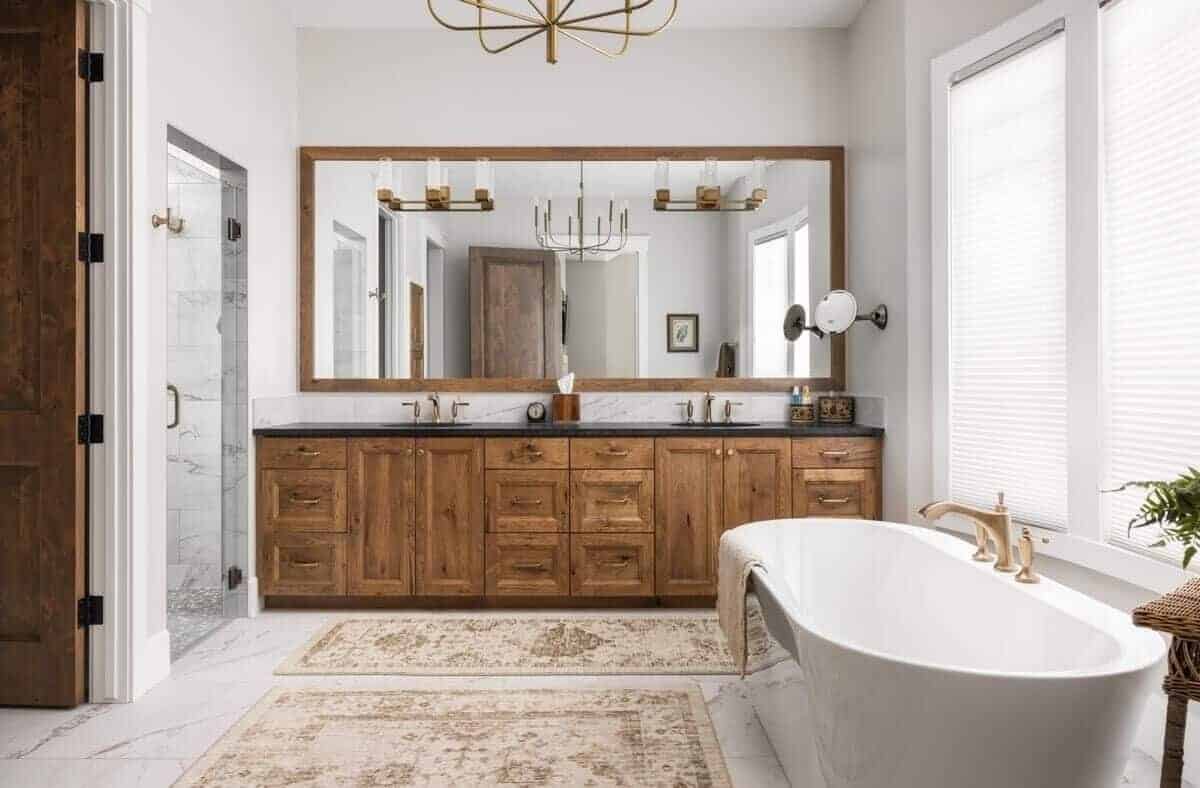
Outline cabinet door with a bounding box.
[793,468,879,519]
[348,438,415,595]
[486,533,570,596]
[261,469,347,533]
[571,470,654,533]
[260,532,346,596]
[571,534,655,597]
[724,438,792,531]
[655,438,724,596]
[415,438,485,595]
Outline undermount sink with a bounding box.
[378,422,473,428]
[670,422,761,428]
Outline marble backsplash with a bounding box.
[252,392,886,430]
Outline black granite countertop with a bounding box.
[253,421,884,439]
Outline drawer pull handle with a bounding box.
[289,494,323,506]
[289,560,321,569]
[599,448,631,457]
[510,497,544,507]
[597,497,631,506]
[821,450,850,459]
[512,561,547,572]
[600,557,631,568]
[818,496,852,506]
[295,447,322,457]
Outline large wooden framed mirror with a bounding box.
[299,147,845,392]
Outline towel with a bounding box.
[718,527,768,676]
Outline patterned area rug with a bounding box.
[175,687,731,787]
[276,612,783,676]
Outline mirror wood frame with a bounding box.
[299,146,846,393]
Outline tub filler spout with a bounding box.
[920,493,1016,573]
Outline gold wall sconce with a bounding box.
[376,157,496,212]
[151,211,185,233]
[654,157,769,213]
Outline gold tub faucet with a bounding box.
[919,492,1017,573]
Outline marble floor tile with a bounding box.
[0,610,1183,788]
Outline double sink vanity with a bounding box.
[254,420,883,606]
[270,144,882,607]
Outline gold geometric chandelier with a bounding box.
[426,0,678,64]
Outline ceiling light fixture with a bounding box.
[534,162,630,258]
[427,0,678,65]
[654,157,770,213]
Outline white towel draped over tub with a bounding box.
[717,524,789,676]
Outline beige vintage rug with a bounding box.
[277,612,783,676]
[175,687,731,787]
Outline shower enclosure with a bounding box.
[164,128,248,660]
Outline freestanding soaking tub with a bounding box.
[734,518,1167,788]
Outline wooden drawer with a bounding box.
[259,437,347,469]
[793,468,879,519]
[260,532,346,595]
[571,470,653,533]
[486,470,569,533]
[792,437,880,469]
[486,533,570,596]
[571,534,654,597]
[261,469,348,533]
[570,438,655,469]
[486,437,570,470]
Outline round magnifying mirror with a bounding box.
[814,290,858,335]
[783,304,808,342]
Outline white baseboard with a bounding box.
[131,628,171,699]
[247,576,261,618]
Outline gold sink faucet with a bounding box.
[919,492,1017,573]
[702,392,716,424]
[428,393,442,424]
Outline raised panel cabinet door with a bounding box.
[415,438,485,595]
[485,533,570,596]
[469,247,562,379]
[724,438,792,531]
[0,0,93,707]
[348,438,416,595]
[261,469,348,533]
[571,533,655,597]
[655,438,724,596]
[486,469,569,533]
[793,468,879,519]
[260,532,347,596]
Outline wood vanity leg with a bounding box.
[1162,691,1187,788]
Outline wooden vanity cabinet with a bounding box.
[415,438,486,596]
[792,438,882,519]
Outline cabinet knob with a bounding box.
[416,448,426,456]
[727,448,735,457]
[713,449,721,457]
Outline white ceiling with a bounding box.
[290,1,869,31]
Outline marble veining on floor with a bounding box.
[0,611,1183,788]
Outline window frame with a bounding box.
[747,210,809,378]
[931,0,1192,590]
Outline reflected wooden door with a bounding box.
[409,283,424,380]
[469,247,561,379]
[0,0,89,707]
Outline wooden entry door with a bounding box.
[0,0,90,707]
[469,247,562,379]
[409,283,425,380]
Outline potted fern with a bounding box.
[1111,467,1200,568]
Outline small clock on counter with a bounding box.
[526,401,547,423]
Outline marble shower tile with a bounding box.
[176,291,222,347]
[177,183,222,240]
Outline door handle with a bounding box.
[166,384,181,429]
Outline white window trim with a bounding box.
[930,0,1190,593]
[747,210,808,377]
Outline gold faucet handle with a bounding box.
[1015,527,1040,584]
[971,525,995,563]
[675,401,694,423]
[402,401,421,422]
[995,491,1008,513]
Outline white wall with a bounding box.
[145,0,297,682]
[299,29,848,147]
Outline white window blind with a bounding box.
[1102,0,1200,557]
[948,31,1069,530]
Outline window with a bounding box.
[749,214,809,377]
[933,0,1200,574]
[1101,0,1200,556]
[947,28,1069,530]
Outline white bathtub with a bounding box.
[732,518,1167,788]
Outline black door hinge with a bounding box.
[78,414,104,445]
[227,565,244,591]
[226,218,243,242]
[78,232,104,264]
[78,50,104,83]
[78,596,104,628]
